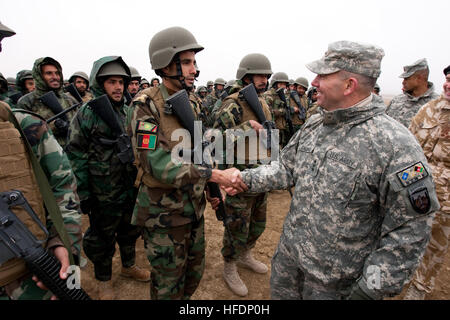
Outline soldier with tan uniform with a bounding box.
[290,77,309,132]
[213,53,273,297]
[126,26,232,300]
[404,65,450,300]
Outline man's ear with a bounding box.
[344,77,358,96]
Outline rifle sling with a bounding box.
[9,108,75,265]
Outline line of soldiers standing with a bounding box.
[0,19,448,301]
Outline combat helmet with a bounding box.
[197,85,207,93]
[69,71,90,87]
[0,21,15,39]
[236,53,272,80]
[96,58,131,87]
[149,26,203,71]
[214,78,226,86]
[270,72,289,88]
[294,77,309,90]
[129,66,141,81]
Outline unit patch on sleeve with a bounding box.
[136,120,158,150]
[396,161,428,187]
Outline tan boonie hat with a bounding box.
[399,58,428,78]
[306,40,385,78]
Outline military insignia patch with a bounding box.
[137,133,157,150]
[137,120,158,133]
[408,182,431,214]
[396,162,428,187]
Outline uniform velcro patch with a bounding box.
[137,133,157,150]
[396,161,428,187]
[137,120,158,133]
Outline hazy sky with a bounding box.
[1,0,448,96]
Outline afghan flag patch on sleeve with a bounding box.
[136,120,158,150]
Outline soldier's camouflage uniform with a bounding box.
[289,91,307,132]
[263,88,291,147]
[16,57,77,147]
[407,94,450,295]
[241,94,440,299]
[65,56,140,282]
[127,84,210,300]
[213,85,273,263]
[0,101,82,300]
[386,82,439,128]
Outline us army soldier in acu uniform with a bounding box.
[127,26,219,300]
[66,56,150,300]
[226,41,440,299]
[213,53,274,297]
[386,58,439,128]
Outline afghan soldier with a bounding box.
[289,77,309,131]
[224,41,439,300]
[66,56,150,300]
[126,26,224,300]
[128,66,141,99]
[16,57,78,148]
[403,65,450,300]
[386,58,439,127]
[207,79,236,127]
[196,85,208,102]
[0,73,11,105]
[263,72,291,148]
[150,77,160,87]
[140,78,150,90]
[68,71,93,103]
[213,53,273,297]
[6,70,35,106]
[204,78,226,112]
[306,86,320,118]
[206,80,213,94]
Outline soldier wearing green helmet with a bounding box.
[290,77,310,128]
[127,66,141,99]
[212,53,273,297]
[126,26,223,300]
[68,71,93,103]
[204,77,226,112]
[206,80,214,93]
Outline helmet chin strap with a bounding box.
[162,55,199,91]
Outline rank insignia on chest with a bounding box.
[137,133,157,150]
[396,161,428,187]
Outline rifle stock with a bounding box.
[276,88,294,136]
[290,91,306,121]
[0,190,91,300]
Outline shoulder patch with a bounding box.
[396,161,428,187]
[136,120,158,150]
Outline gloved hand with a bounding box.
[80,199,92,215]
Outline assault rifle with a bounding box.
[238,83,277,150]
[276,88,294,137]
[124,90,133,106]
[8,92,22,105]
[290,90,306,121]
[164,90,235,251]
[88,94,134,164]
[0,190,91,300]
[64,83,83,104]
[41,90,82,124]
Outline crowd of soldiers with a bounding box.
[0,21,448,301]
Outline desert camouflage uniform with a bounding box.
[241,94,440,299]
[407,94,450,295]
[127,84,210,300]
[213,88,272,263]
[16,57,77,147]
[65,56,140,282]
[0,101,82,300]
[386,82,439,128]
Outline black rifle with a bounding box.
[276,88,294,137]
[124,90,133,106]
[88,94,134,164]
[41,91,81,125]
[164,90,235,251]
[0,190,91,300]
[64,83,83,104]
[8,92,22,105]
[290,90,306,121]
[238,83,276,150]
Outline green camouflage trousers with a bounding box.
[143,216,205,300]
[83,202,142,281]
[221,192,267,262]
[1,274,53,300]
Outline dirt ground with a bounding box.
[79,190,450,300]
